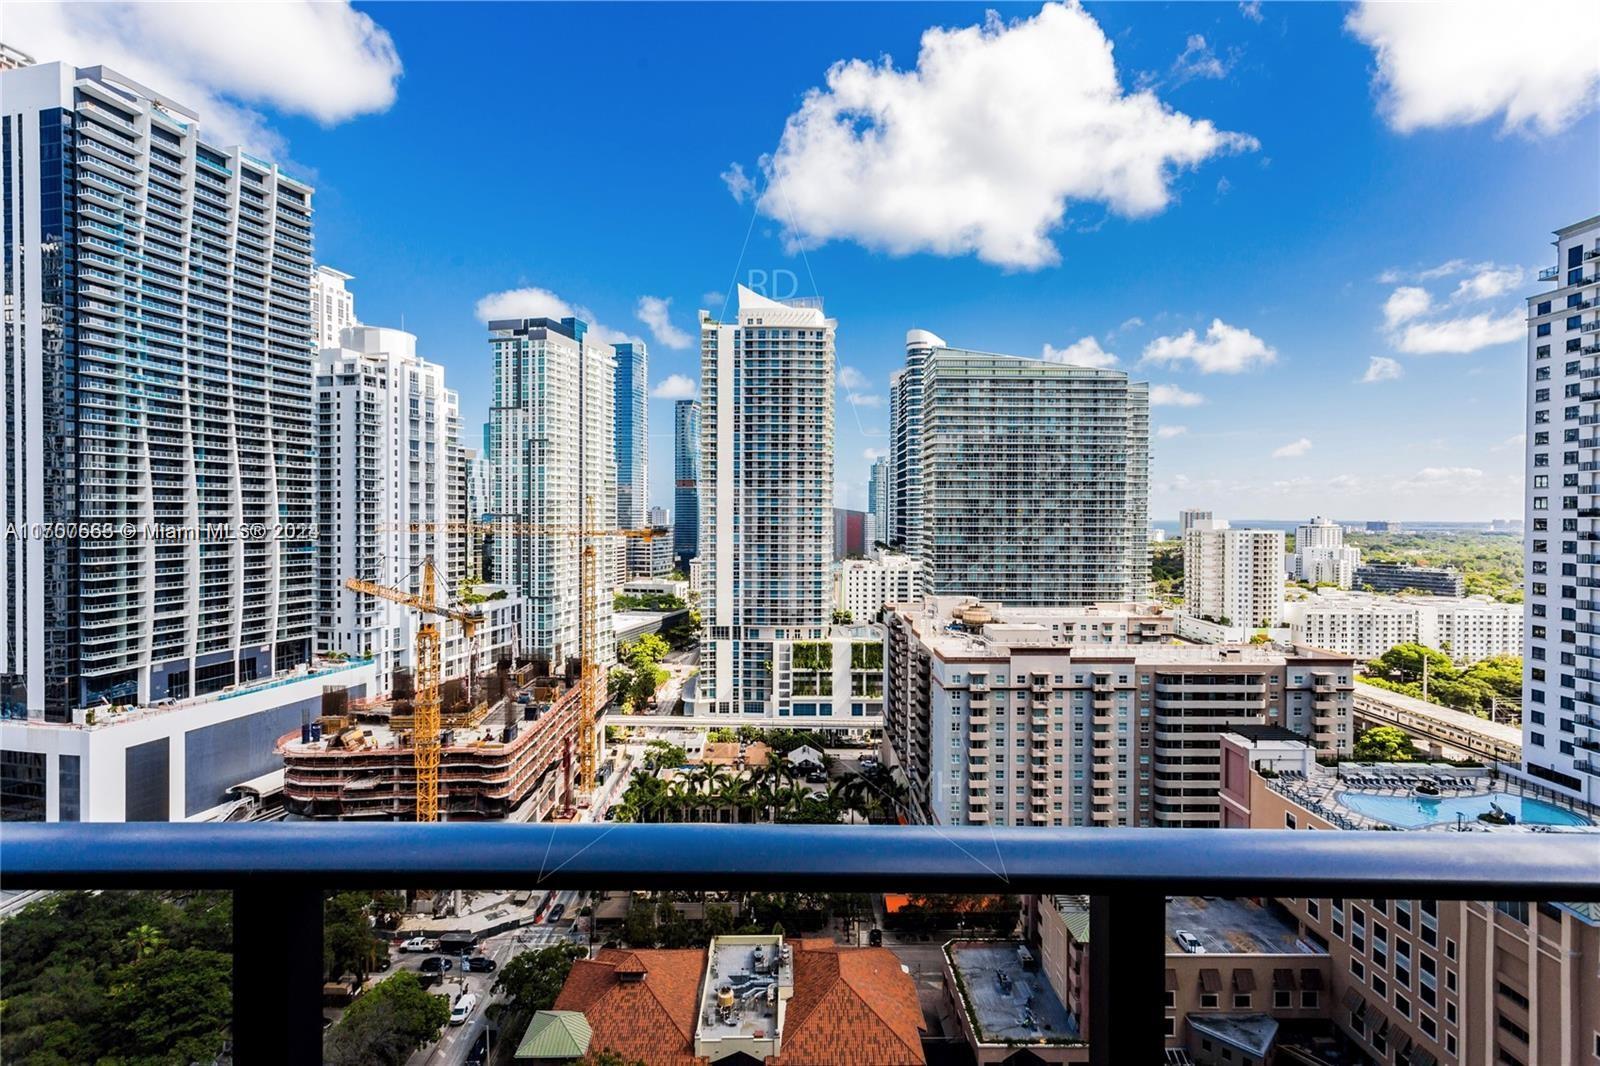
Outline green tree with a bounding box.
[622,633,670,669]
[628,662,668,710]
[326,971,450,1066]
[0,890,234,1066]
[121,922,167,962]
[105,946,232,1065]
[704,903,736,939]
[831,608,854,625]
[624,896,658,947]
[1367,643,1454,687]
[1353,725,1420,763]
[642,739,687,771]
[325,891,384,979]
[492,942,588,1016]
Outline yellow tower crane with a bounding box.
[346,557,481,822]
[390,510,659,799]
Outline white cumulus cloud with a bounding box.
[1042,337,1118,368]
[839,366,873,391]
[475,287,639,348]
[1392,310,1524,355]
[650,374,699,400]
[1142,319,1276,374]
[1157,425,1189,439]
[720,162,756,204]
[1383,286,1432,328]
[1360,356,1403,383]
[1238,1,1263,23]
[1347,1,1600,135]
[1170,34,1230,84]
[1451,266,1524,303]
[7,1,402,157]
[1150,384,1205,407]
[741,2,1257,270]
[1271,437,1312,459]
[635,296,692,350]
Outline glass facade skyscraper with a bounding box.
[695,288,835,716]
[2,62,317,717]
[898,338,1150,605]
[672,398,700,572]
[612,340,647,531]
[487,316,617,673]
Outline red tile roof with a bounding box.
[552,948,707,1066]
[551,941,924,1066]
[771,941,925,1066]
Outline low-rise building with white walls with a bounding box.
[1282,589,1520,663]
[0,659,375,821]
[1183,519,1286,627]
[1289,516,1361,588]
[832,550,922,622]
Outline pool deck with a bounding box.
[1265,765,1596,833]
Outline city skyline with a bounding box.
[9,2,1598,520]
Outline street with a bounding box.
[400,895,583,1066]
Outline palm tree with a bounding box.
[123,923,167,961]
[667,778,695,822]
[773,783,812,823]
[699,763,729,822]
[754,776,783,823]
[714,775,745,824]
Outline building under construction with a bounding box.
[277,659,591,820]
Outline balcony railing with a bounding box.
[3,823,1597,1066]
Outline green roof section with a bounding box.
[515,1010,592,1060]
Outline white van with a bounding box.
[449,992,478,1026]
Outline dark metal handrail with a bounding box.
[4,822,1598,895]
[3,824,1596,1066]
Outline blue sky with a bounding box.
[16,1,1600,520]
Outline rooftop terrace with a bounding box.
[947,940,1079,1044]
[695,934,792,1050]
[1165,897,1319,956]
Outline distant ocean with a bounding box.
[1149,519,1513,534]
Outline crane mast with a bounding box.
[345,556,480,822]
[377,518,658,801]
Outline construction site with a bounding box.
[277,659,592,821]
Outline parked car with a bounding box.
[805,770,827,784]
[547,903,566,923]
[419,955,453,973]
[461,955,497,973]
[1173,930,1205,954]
[465,1032,488,1065]
[868,927,883,947]
[449,992,478,1026]
[372,948,392,972]
[399,936,436,953]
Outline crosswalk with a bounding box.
[504,922,581,951]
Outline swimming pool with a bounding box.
[1336,790,1592,829]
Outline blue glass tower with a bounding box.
[673,399,701,571]
[612,341,648,529]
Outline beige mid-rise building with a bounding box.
[883,598,1353,829]
[1184,519,1287,628]
[1220,730,1600,1066]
